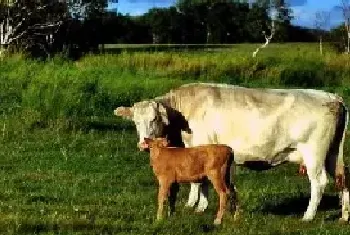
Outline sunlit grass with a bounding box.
[0,43,349,234]
[0,129,348,234]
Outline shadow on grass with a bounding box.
[81,119,135,132]
[200,224,216,233]
[27,195,62,204]
[261,194,340,216]
[13,221,121,235]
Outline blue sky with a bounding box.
[107,0,344,29]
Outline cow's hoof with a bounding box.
[195,202,208,213]
[185,202,196,208]
[194,209,205,214]
[301,216,313,222]
[339,218,349,224]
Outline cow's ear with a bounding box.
[157,103,169,125]
[114,107,134,120]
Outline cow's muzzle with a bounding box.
[138,142,149,151]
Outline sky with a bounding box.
[107,0,345,29]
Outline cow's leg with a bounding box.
[297,142,328,221]
[195,181,209,212]
[185,183,200,208]
[303,166,328,221]
[340,188,350,222]
[339,166,350,222]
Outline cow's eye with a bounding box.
[152,115,158,122]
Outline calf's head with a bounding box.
[143,137,169,149]
[114,101,169,150]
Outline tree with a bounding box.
[0,0,68,58]
[67,0,107,20]
[330,24,349,53]
[176,0,249,44]
[340,0,350,53]
[0,0,109,59]
[314,11,330,55]
[142,7,181,44]
[252,1,275,57]
[273,0,292,42]
[246,2,269,42]
[252,0,292,57]
[66,0,108,56]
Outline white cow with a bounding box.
[114,83,349,222]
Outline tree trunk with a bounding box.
[206,24,210,44]
[319,36,323,55]
[347,32,350,54]
[0,22,3,46]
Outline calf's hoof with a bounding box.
[213,218,222,225]
[156,214,163,221]
[301,215,314,222]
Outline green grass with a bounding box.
[1,43,349,130]
[0,43,350,234]
[0,129,349,234]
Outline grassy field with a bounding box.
[0,43,350,234]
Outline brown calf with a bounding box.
[144,137,237,225]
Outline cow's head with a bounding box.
[114,101,169,150]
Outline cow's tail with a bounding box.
[334,102,349,190]
[324,98,348,188]
[324,100,350,222]
[336,102,350,222]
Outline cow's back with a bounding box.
[166,83,343,165]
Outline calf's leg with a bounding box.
[157,178,171,221]
[208,172,227,225]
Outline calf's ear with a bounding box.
[144,138,152,145]
[161,138,169,147]
[114,107,134,120]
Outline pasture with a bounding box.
[0,43,350,234]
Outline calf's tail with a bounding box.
[224,149,238,214]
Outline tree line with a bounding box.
[0,0,349,60]
[103,0,303,44]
